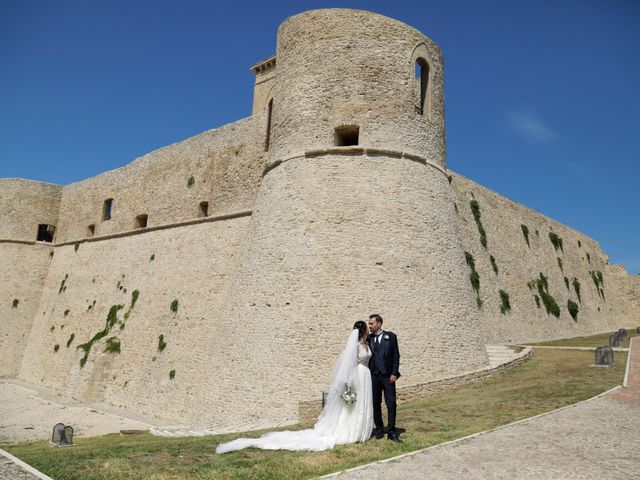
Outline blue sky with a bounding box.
[1,0,638,273]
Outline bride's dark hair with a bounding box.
[353,320,368,341]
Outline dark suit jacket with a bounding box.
[367,330,401,379]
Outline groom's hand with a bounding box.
[389,375,397,384]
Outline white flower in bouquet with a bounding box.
[341,386,357,405]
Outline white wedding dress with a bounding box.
[216,329,373,453]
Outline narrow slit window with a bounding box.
[135,214,148,229]
[265,98,273,151]
[199,201,209,217]
[415,58,429,116]
[103,199,114,221]
[334,125,359,146]
[36,224,55,242]
[88,224,95,236]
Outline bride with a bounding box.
[216,321,373,453]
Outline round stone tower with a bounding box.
[210,9,488,428]
[269,8,446,167]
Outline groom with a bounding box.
[367,313,401,442]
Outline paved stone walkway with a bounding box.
[0,379,159,444]
[0,457,40,480]
[607,337,639,407]
[326,340,640,480]
[325,395,638,479]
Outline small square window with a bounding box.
[135,214,148,228]
[37,224,55,242]
[334,125,359,146]
[199,201,209,217]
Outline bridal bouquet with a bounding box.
[341,386,357,405]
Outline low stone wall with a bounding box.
[397,347,532,403]
[298,347,533,423]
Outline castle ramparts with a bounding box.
[1,9,638,431]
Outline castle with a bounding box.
[2,9,638,432]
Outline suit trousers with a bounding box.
[371,373,397,434]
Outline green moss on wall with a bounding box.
[590,271,605,300]
[464,252,482,308]
[469,200,487,248]
[158,334,167,352]
[567,300,579,321]
[535,273,560,317]
[490,255,499,275]
[499,290,511,314]
[548,232,563,253]
[520,224,530,247]
[58,274,68,294]
[77,304,124,368]
[572,277,582,303]
[104,337,121,354]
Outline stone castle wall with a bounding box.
[451,172,638,344]
[5,114,269,426]
[0,179,61,376]
[54,116,265,245]
[18,215,251,425]
[1,8,638,431]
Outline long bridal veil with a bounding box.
[216,329,361,453]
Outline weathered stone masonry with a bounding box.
[1,8,638,431]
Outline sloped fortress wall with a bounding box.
[14,118,267,426]
[0,179,61,376]
[451,173,639,343]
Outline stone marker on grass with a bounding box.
[595,346,614,366]
[51,423,73,446]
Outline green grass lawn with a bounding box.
[528,329,638,348]
[2,349,627,480]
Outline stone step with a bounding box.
[485,345,520,368]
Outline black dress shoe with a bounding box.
[374,430,384,439]
[387,432,401,442]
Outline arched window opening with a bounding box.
[103,198,114,221]
[265,98,273,151]
[415,58,429,116]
